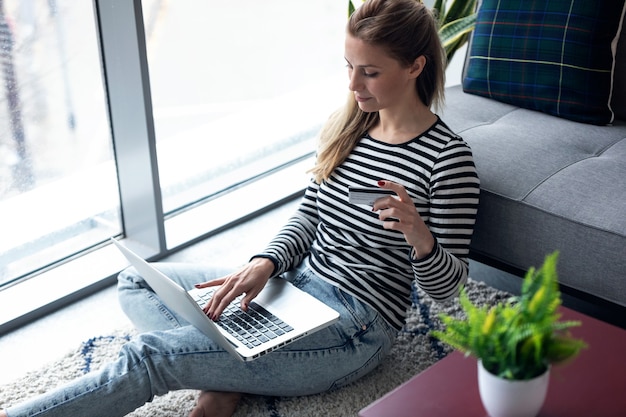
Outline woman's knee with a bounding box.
[117,266,142,290]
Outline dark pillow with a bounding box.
[462,0,626,125]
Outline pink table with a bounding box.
[359,307,626,417]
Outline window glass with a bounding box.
[0,1,120,287]
[143,0,347,213]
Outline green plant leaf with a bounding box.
[439,13,477,51]
[348,0,357,17]
[546,335,588,364]
[445,0,477,25]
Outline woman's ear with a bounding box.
[409,55,427,79]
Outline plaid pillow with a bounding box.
[462,0,626,125]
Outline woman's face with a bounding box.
[344,34,421,113]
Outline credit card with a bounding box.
[348,187,396,206]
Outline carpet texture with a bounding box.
[0,279,510,416]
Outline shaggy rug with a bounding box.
[0,279,510,416]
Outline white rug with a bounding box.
[0,279,510,416]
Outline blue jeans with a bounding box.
[6,261,397,417]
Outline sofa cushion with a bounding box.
[442,85,626,308]
[462,0,626,125]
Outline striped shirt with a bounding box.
[256,119,480,330]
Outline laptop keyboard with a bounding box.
[192,289,294,349]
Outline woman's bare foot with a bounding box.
[189,391,241,417]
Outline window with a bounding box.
[0,0,120,288]
[146,1,346,215]
[0,0,346,330]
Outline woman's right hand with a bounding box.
[194,257,275,321]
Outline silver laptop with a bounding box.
[111,238,339,361]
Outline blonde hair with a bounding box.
[309,0,446,183]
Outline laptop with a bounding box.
[111,238,340,361]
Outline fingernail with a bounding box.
[378,180,386,186]
[194,284,201,288]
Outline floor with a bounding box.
[0,199,299,386]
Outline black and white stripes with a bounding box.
[258,119,480,329]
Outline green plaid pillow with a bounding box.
[463,0,626,125]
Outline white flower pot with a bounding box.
[478,360,550,417]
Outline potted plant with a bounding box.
[432,252,587,417]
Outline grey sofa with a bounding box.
[440,4,626,323]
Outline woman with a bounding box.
[1,1,479,416]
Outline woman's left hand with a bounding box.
[372,180,435,258]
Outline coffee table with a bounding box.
[359,307,626,417]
